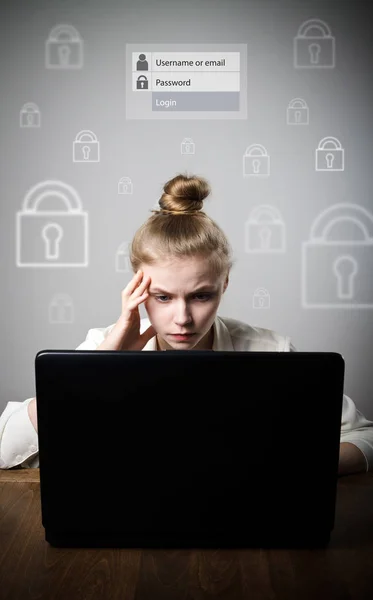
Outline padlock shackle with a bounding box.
[318,136,342,150]
[310,203,373,241]
[119,177,131,183]
[254,288,269,296]
[297,18,332,38]
[22,180,83,213]
[137,75,148,80]
[288,98,307,108]
[21,103,39,112]
[245,144,267,157]
[248,204,282,223]
[117,242,130,252]
[75,129,97,142]
[48,24,81,41]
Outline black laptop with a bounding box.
[34,349,345,549]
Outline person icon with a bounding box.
[136,53,148,70]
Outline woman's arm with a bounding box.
[338,442,368,476]
[27,397,38,433]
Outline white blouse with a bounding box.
[1,315,372,471]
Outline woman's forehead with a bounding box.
[142,256,213,273]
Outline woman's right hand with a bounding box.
[96,270,156,351]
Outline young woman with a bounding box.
[1,173,372,475]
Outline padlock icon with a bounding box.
[137,75,148,90]
[243,144,270,177]
[16,180,88,267]
[294,19,335,68]
[245,205,286,253]
[45,24,83,69]
[253,288,270,309]
[20,103,41,128]
[49,293,75,323]
[118,177,133,195]
[180,138,195,154]
[287,98,309,125]
[302,203,373,308]
[73,130,100,162]
[115,241,131,273]
[316,136,344,171]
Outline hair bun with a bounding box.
[158,173,211,214]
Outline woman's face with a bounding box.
[142,256,229,350]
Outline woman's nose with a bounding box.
[173,302,192,325]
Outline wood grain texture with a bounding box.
[1,470,373,599]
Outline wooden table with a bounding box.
[1,469,373,600]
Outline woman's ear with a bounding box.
[223,274,229,293]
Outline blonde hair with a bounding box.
[130,172,235,278]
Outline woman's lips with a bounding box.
[169,333,195,340]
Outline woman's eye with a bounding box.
[155,294,212,303]
[195,294,212,301]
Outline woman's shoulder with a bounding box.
[75,323,116,350]
[217,315,292,351]
[76,319,153,350]
[75,317,292,352]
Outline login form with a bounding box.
[126,44,247,119]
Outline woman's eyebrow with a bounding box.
[149,285,216,294]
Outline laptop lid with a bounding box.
[35,350,345,548]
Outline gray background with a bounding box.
[1,0,373,419]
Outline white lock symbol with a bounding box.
[287,98,309,125]
[253,288,270,309]
[294,19,335,68]
[20,103,41,128]
[49,293,75,323]
[302,203,373,308]
[243,144,270,176]
[245,205,286,253]
[316,136,344,171]
[181,138,195,154]
[16,180,88,267]
[118,177,133,194]
[45,24,83,69]
[115,241,131,272]
[73,130,100,162]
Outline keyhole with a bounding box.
[141,80,144,88]
[259,296,264,307]
[295,110,301,123]
[58,44,71,66]
[82,145,91,160]
[252,159,261,174]
[326,153,335,169]
[259,226,272,250]
[333,256,358,299]
[309,43,321,64]
[42,223,63,259]
[27,113,34,126]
